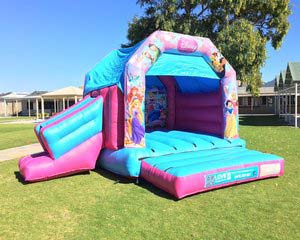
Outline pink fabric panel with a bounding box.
[175,89,223,136]
[176,91,221,107]
[98,87,109,98]
[176,108,222,123]
[141,160,284,199]
[98,87,110,148]
[90,85,124,150]
[39,96,102,159]
[176,120,222,135]
[175,160,284,198]
[19,133,103,182]
[141,161,178,197]
[159,76,176,129]
[107,85,124,150]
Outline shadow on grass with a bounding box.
[93,167,134,185]
[14,171,28,185]
[14,167,280,200]
[93,166,176,200]
[137,178,177,201]
[131,176,280,201]
[239,115,286,126]
[93,161,281,200]
[14,171,90,185]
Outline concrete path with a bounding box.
[0,143,43,162]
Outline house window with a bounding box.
[267,97,273,106]
[44,101,54,109]
[239,97,246,106]
[253,97,261,106]
[26,102,33,110]
[248,97,252,106]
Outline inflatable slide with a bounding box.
[19,95,103,181]
[19,31,284,199]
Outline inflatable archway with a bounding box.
[124,31,238,147]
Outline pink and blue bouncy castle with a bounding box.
[19,31,284,199]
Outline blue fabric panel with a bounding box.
[42,98,103,159]
[99,148,152,177]
[146,132,196,153]
[35,97,94,136]
[83,42,142,95]
[99,130,246,177]
[145,76,166,90]
[146,53,220,79]
[155,131,215,150]
[227,138,246,147]
[84,43,220,95]
[175,76,220,93]
[143,147,281,177]
[167,131,246,149]
[145,147,250,167]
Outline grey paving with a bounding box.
[0,143,43,162]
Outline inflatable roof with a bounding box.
[84,31,238,148]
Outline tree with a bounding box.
[217,20,266,95]
[123,0,291,94]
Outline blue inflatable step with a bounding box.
[99,130,246,177]
[141,146,284,199]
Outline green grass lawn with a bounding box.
[0,116,36,123]
[0,117,299,239]
[0,124,37,150]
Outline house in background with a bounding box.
[237,61,299,123]
[238,86,276,115]
[0,86,83,118]
[20,91,48,117]
[39,86,83,119]
[275,62,300,127]
[0,92,29,117]
[1,68,298,122]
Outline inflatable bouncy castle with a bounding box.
[19,31,284,199]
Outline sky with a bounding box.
[0,0,299,93]
[262,0,300,83]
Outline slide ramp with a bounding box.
[19,95,103,182]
